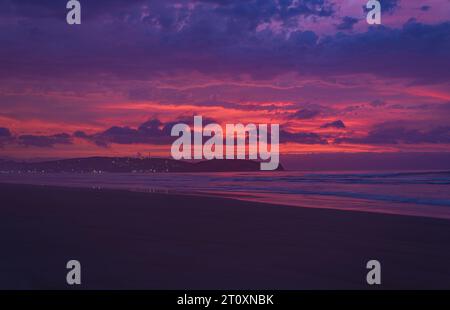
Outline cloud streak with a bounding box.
[336,124,450,145]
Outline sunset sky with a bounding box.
[0,0,449,160]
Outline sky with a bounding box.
[0,0,449,161]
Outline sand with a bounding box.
[1,183,449,289]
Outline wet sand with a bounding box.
[1,183,450,289]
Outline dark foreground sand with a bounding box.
[1,183,450,289]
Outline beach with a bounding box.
[1,182,450,289]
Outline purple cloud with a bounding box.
[370,99,387,107]
[0,127,13,147]
[337,16,359,31]
[0,1,448,84]
[291,109,320,120]
[363,0,400,14]
[1,129,74,148]
[78,117,218,147]
[90,125,168,146]
[73,117,330,146]
[0,0,147,20]
[321,120,346,129]
[336,124,450,145]
[18,133,72,148]
[280,130,328,144]
[0,127,12,138]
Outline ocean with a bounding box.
[1,170,450,219]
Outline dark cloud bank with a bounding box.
[2,118,450,148]
[0,1,448,84]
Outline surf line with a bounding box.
[170,116,279,171]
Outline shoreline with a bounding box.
[1,182,450,289]
[2,167,450,222]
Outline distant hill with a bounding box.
[0,157,284,173]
